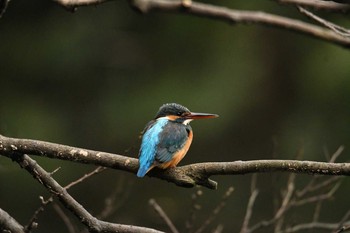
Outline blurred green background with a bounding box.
[1,0,350,232]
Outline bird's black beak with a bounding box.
[186,112,219,119]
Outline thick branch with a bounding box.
[10,153,163,233]
[0,208,25,233]
[1,134,350,190]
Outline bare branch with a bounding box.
[296,176,341,197]
[297,6,350,37]
[1,134,350,190]
[52,203,77,233]
[337,210,350,232]
[240,188,259,233]
[97,176,133,220]
[211,224,224,233]
[329,145,345,163]
[185,188,203,233]
[25,166,106,232]
[291,181,341,207]
[10,153,164,233]
[279,222,345,233]
[50,0,350,47]
[64,166,106,189]
[0,0,10,18]
[194,186,234,233]
[249,174,296,232]
[275,174,295,219]
[278,0,350,12]
[51,0,112,11]
[0,208,24,233]
[130,0,350,48]
[335,224,350,233]
[24,196,48,233]
[149,199,180,233]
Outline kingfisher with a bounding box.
[137,103,218,177]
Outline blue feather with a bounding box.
[137,118,168,177]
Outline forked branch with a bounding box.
[9,152,163,233]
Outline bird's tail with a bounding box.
[137,164,155,177]
[137,166,148,177]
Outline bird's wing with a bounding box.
[137,119,168,177]
[139,120,156,137]
[155,123,190,163]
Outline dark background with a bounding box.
[1,0,350,232]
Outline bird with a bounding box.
[137,103,218,177]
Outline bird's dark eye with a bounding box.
[177,112,182,116]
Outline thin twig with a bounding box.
[297,6,350,37]
[0,0,10,18]
[211,224,224,233]
[275,173,295,219]
[186,188,203,233]
[278,0,350,12]
[194,186,234,233]
[240,188,259,233]
[24,196,50,233]
[25,166,107,232]
[335,224,350,233]
[64,166,106,189]
[291,181,341,207]
[11,153,163,233]
[278,222,345,233]
[329,145,345,163]
[296,176,341,197]
[312,201,322,222]
[97,176,133,220]
[249,174,296,232]
[149,199,179,233]
[52,203,77,233]
[333,210,350,233]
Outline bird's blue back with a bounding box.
[137,118,189,177]
[137,118,168,177]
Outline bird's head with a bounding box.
[155,103,218,125]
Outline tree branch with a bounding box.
[0,0,10,18]
[0,208,25,233]
[10,152,164,233]
[52,0,111,11]
[1,134,350,190]
[278,0,350,12]
[0,0,348,48]
[129,0,350,48]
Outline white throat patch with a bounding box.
[183,119,193,125]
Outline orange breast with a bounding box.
[158,130,193,169]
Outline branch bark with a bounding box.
[0,208,25,233]
[1,134,350,190]
[129,0,350,48]
[9,152,164,233]
[278,0,350,12]
[1,0,349,48]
